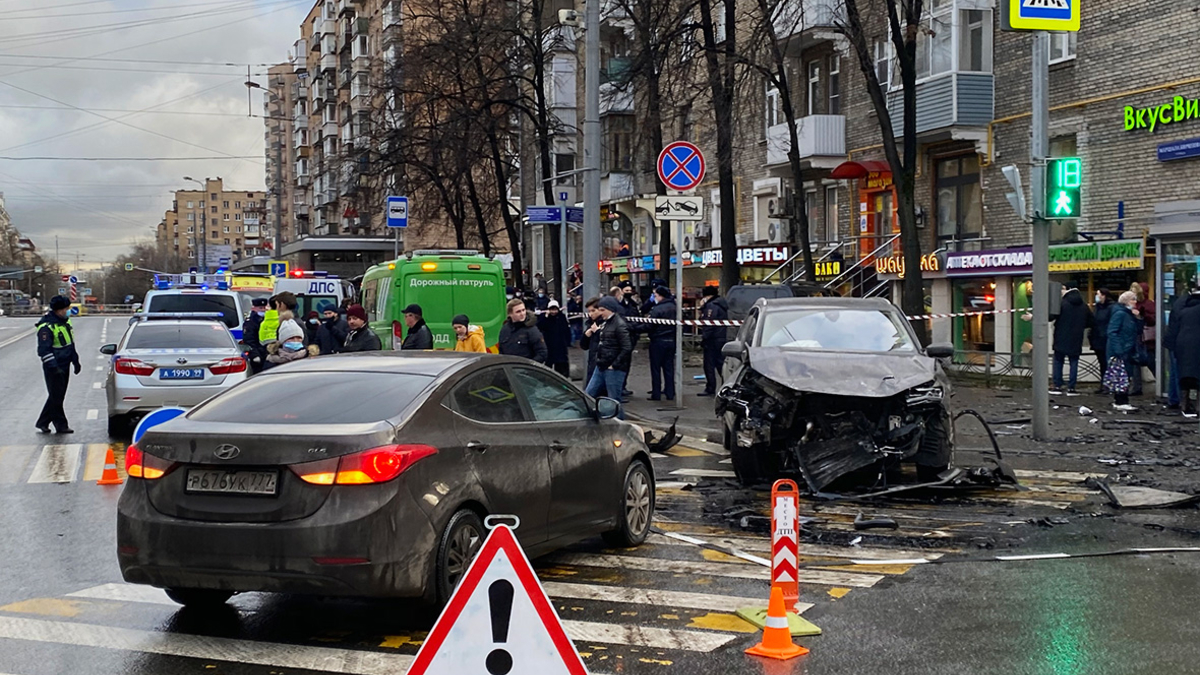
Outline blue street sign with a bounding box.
[1158,138,1200,162]
[566,207,584,224]
[657,141,706,191]
[1003,0,1079,31]
[387,196,409,228]
[132,406,187,444]
[558,190,569,202]
[68,275,78,285]
[526,206,563,224]
[268,260,289,277]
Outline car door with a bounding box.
[446,366,549,547]
[723,307,760,382]
[509,365,614,541]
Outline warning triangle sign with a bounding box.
[408,524,588,675]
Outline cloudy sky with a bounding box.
[0,0,313,269]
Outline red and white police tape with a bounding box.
[615,306,1027,327]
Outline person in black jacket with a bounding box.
[400,304,434,350]
[1050,284,1094,395]
[579,297,603,390]
[538,300,572,377]
[640,286,677,401]
[1090,288,1115,393]
[242,297,269,373]
[584,297,632,416]
[342,304,382,352]
[1165,284,1200,417]
[316,308,349,355]
[498,298,548,363]
[34,296,80,434]
[698,285,730,396]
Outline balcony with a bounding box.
[296,204,310,216]
[320,53,337,72]
[351,36,369,62]
[296,174,311,187]
[296,84,309,99]
[337,0,359,17]
[599,82,633,116]
[320,20,338,42]
[773,0,842,44]
[293,38,308,59]
[351,76,368,101]
[383,2,401,30]
[353,17,369,35]
[341,123,354,145]
[764,114,846,169]
[601,172,636,202]
[339,67,352,89]
[885,72,994,139]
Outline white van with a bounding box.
[271,272,349,318]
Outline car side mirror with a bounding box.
[926,343,955,359]
[596,397,621,420]
[721,340,747,360]
[99,344,117,355]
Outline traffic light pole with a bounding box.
[1031,31,1050,441]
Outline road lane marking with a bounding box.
[81,444,114,482]
[0,446,38,485]
[647,533,947,561]
[541,582,807,614]
[546,553,883,588]
[669,469,737,479]
[94,366,103,371]
[0,615,414,675]
[561,620,735,652]
[27,444,83,483]
[92,382,101,389]
[86,409,98,421]
[0,328,35,350]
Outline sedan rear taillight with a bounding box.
[125,444,176,479]
[114,357,155,376]
[210,357,247,375]
[290,445,437,485]
[392,321,404,351]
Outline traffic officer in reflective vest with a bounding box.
[35,296,81,434]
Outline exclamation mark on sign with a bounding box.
[485,579,514,675]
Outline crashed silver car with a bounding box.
[716,297,955,491]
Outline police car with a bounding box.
[100,315,249,436]
[271,270,350,317]
[140,274,247,341]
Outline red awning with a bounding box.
[829,160,892,179]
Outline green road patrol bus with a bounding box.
[359,250,507,350]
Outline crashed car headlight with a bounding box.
[905,383,945,406]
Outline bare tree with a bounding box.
[696,0,741,292]
[838,0,927,340]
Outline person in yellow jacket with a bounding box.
[452,314,487,353]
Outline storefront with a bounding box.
[1047,239,1148,302]
[1151,200,1200,397]
[598,245,793,300]
[945,247,1033,360]
[874,251,947,340]
[830,160,898,261]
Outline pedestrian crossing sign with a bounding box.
[1002,0,1079,31]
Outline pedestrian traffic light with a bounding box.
[1045,157,1082,219]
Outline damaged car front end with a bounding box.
[716,299,955,491]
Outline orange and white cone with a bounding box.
[97,448,123,486]
[745,586,809,660]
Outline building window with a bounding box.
[806,189,818,242]
[1049,32,1077,63]
[236,226,242,233]
[211,206,217,213]
[235,201,241,208]
[827,55,840,115]
[824,185,838,242]
[186,213,194,221]
[554,154,575,184]
[935,155,983,249]
[959,9,991,72]
[224,238,230,245]
[186,201,194,208]
[211,230,218,239]
[806,61,820,115]
[223,214,230,221]
[602,115,634,173]
[210,193,217,200]
[222,201,229,208]
[874,38,892,93]
[765,79,780,135]
[198,200,204,208]
[223,226,230,233]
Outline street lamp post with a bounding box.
[183,176,207,272]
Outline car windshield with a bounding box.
[188,371,435,425]
[759,308,915,353]
[126,323,235,350]
[147,294,239,328]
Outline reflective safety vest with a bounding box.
[46,322,73,348]
[259,309,280,344]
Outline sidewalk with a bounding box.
[567,342,723,440]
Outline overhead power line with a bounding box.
[0,156,263,161]
[0,104,286,120]
[0,0,293,21]
[0,55,276,68]
[0,62,269,76]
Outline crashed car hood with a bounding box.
[747,347,936,397]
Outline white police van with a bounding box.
[141,274,247,341]
[271,271,349,318]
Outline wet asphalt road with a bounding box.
[1,315,1199,675]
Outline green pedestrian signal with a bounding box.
[1045,157,1082,219]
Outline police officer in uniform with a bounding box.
[35,296,81,434]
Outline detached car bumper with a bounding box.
[116,480,438,597]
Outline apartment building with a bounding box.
[156,178,267,268]
[265,63,297,251]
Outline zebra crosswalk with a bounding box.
[0,444,126,485]
[0,440,1107,675]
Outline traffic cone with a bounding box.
[745,587,809,660]
[96,448,123,486]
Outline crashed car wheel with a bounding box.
[603,460,654,548]
[728,426,771,487]
[915,411,953,482]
